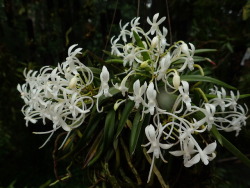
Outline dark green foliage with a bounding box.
[0,0,250,187]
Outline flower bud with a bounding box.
[145,124,156,140]
[173,72,180,89]
[151,36,159,48]
[140,60,149,68]
[100,66,110,82]
[114,102,119,111]
[69,75,78,89]
[113,99,125,111]
[181,42,189,56]
[142,41,148,49]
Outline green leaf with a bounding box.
[129,110,142,155]
[211,126,250,168]
[130,113,151,155]
[193,56,207,62]
[206,94,250,99]
[87,143,104,167]
[103,109,116,150]
[115,100,135,139]
[172,56,207,65]
[194,49,217,54]
[105,59,123,64]
[210,125,223,146]
[78,115,101,146]
[238,94,250,99]
[181,75,237,90]
[205,94,217,99]
[222,136,250,168]
[83,131,103,168]
[89,67,102,75]
[133,31,150,61]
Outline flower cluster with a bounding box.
[108,13,248,182]
[18,13,249,184]
[17,45,94,149]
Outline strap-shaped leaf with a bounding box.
[115,100,135,139]
[77,114,101,147]
[238,94,250,99]
[87,143,104,167]
[129,110,142,155]
[194,49,217,54]
[83,131,103,168]
[210,125,223,146]
[104,109,116,150]
[206,94,250,99]
[181,75,237,90]
[133,31,150,61]
[211,125,250,168]
[105,59,123,64]
[129,112,151,155]
[89,67,102,74]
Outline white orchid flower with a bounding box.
[184,141,217,167]
[129,79,147,108]
[142,124,173,182]
[209,87,226,111]
[144,82,165,115]
[178,42,195,72]
[147,13,166,35]
[156,53,171,81]
[159,26,170,52]
[192,103,216,130]
[94,66,112,112]
[94,66,112,98]
[114,71,134,96]
[110,36,123,56]
[228,90,240,110]
[119,20,130,43]
[130,17,141,39]
[65,44,82,74]
[216,104,248,136]
[170,137,197,166]
[204,103,216,130]
[178,81,192,111]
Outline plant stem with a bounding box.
[120,138,142,185]
[143,148,169,188]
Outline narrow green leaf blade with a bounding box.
[129,110,142,155]
[206,94,250,99]
[133,31,150,61]
[89,67,102,75]
[238,94,250,99]
[210,125,223,146]
[83,131,103,168]
[194,49,217,54]
[103,109,116,150]
[130,113,151,155]
[221,135,250,168]
[181,75,237,90]
[115,100,135,139]
[79,113,101,145]
[211,126,250,168]
[105,59,123,64]
[87,143,104,167]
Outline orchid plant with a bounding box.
[18,13,250,187]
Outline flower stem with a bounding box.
[194,88,209,103]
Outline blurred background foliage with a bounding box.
[0,0,250,187]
